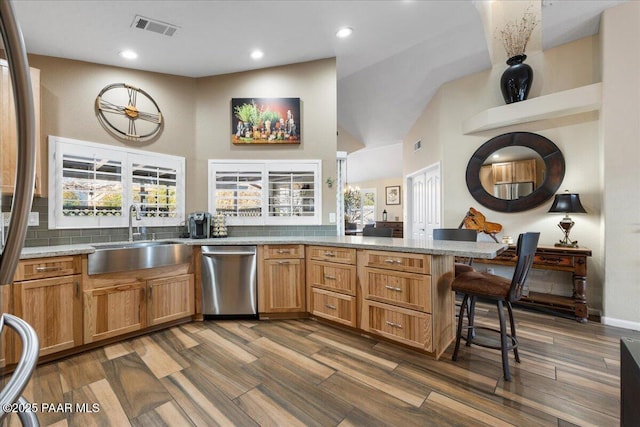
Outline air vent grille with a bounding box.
[414,140,422,151]
[131,15,178,37]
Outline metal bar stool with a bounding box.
[451,232,539,381]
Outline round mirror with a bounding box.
[466,132,565,212]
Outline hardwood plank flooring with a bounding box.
[5,303,638,426]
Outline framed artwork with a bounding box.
[385,186,401,205]
[231,97,301,144]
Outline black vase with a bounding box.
[500,54,533,104]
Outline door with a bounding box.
[14,275,82,357]
[148,274,195,326]
[407,162,441,240]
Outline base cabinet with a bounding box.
[258,245,306,314]
[148,274,195,326]
[14,275,82,357]
[11,256,83,361]
[307,246,357,327]
[84,281,147,343]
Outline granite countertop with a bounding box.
[18,236,507,260]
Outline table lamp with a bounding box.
[548,191,587,247]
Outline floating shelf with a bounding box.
[462,82,602,135]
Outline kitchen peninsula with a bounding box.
[10,236,506,365]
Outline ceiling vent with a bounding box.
[131,15,178,37]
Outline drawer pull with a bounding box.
[277,250,291,254]
[75,281,80,298]
[278,261,291,265]
[325,304,337,310]
[385,320,403,329]
[385,285,402,292]
[324,275,336,280]
[538,256,563,264]
[35,266,62,272]
[384,259,401,265]
[324,251,336,257]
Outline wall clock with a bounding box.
[95,83,163,140]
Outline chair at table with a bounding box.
[432,228,478,276]
[362,227,393,237]
[451,232,539,381]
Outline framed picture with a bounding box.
[386,186,401,205]
[231,97,301,144]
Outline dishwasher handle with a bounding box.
[202,251,256,257]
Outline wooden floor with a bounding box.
[6,304,638,427]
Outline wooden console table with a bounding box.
[477,245,592,322]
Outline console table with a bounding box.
[476,245,592,322]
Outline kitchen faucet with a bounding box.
[128,204,142,242]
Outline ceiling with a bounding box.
[11,0,625,153]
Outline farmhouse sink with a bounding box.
[88,241,192,275]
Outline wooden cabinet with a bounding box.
[491,159,536,185]
[258,245,306,315]
[148,274,195,326]
[513,159,536,183]
[83,261,195,344]
[12,256,82,360]
[307,246,357,327]
[360,250,454,358]
[0,60,42,196]
[375,221,403,238]
[84,281,146,343]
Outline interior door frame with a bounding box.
[405,162,442,239]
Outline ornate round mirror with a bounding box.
[466,132,565,212]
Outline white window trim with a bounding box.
[208,159,322,226]
[48,135,185,229]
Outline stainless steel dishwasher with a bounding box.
[201,246,257,318]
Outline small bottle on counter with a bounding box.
[382,210,387,221]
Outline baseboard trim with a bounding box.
[601,316,640,332]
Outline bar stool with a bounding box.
[432,228,478,276]
[451,232,539,381]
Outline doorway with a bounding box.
[406,162,441,240]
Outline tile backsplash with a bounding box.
[2,196,336,247]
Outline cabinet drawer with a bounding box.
[263,244,305,259]
[311,288,356,327]
[364,268,431,313]
[363,300,432,351]
[534,254,574,268]
[308,246,356,265]
[364,250,430,274]
[307,260,356,295]
[15,256,81,281]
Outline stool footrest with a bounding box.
[463,325,519,352]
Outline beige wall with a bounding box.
[28,55,197,196]
[600,2,640,328]
[351,177,404,222]
[194,58,337,222]
[27,55,337,224]
[402,36,604,312]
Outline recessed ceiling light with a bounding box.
[119,50,138,60]
[250,50,264,60]
[336,27,353,38]
[492,154,500,159]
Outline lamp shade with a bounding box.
[548,192,587,214]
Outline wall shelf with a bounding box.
[462,82,602,135]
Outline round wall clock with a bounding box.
[95,83,163,140]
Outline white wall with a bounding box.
[600,2,640,329]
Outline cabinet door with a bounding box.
[13,274,82,357]
[148,274,194,326]
[0,61,42,196]
[260,258,305,312]
[512,159,536,183]
[84,281,146,343]
[491,162,513,184]
[1,284,11,367]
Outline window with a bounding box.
[344,186,376,228]
[208,160,321,225]
[49,136,185,229]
